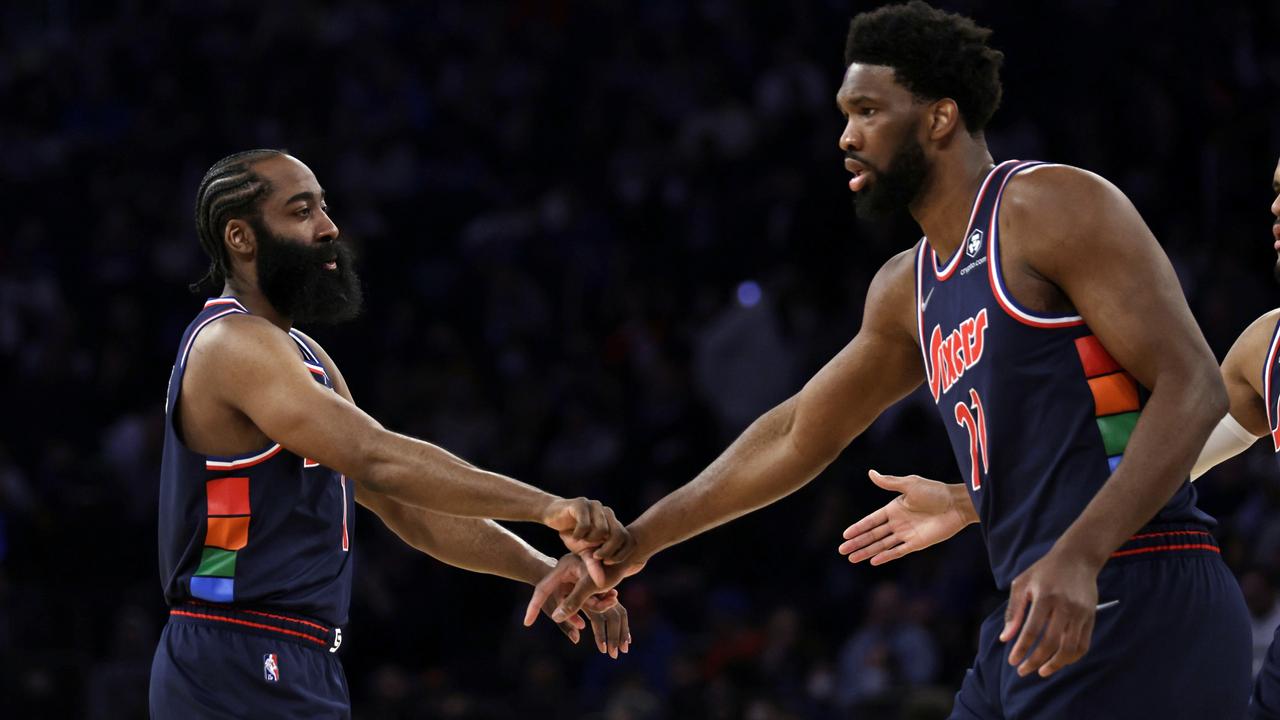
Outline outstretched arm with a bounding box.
[609,249,925,565]
[193,318,625,547]
[359,489,630,655]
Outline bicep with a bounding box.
[1221,311,1279,436]
[1032,177,1212,388]
[209,322,385,478]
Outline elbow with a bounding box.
[1200,371,1229,424]
[1172,361,1227,427]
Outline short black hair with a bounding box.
[190,148,288,293]
[844,1,1003,134]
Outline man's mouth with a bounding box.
[845,157,870,192]
[323,260,338,271]
[1272,223,1280,252]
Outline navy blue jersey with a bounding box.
[158,297,355,626]
[914,160,1211,589]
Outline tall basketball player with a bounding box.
[530,3,1251,717]
[149,149,630,719]
[839,155,1280,718]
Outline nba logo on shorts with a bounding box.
[263,653,280,683]
[966,229,984,257]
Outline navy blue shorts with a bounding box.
[952,527,1251,720]
[1252,624,1280,718]
[150,603,350,719]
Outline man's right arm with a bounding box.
[615,249,926,564]
[1190,309,1277,478]
[197,315,614,537]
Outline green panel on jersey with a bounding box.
[1096,412,1139,456]
[196,547,237,578]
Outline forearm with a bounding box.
[1056,371,1227,566]
[372,494,555,584]
[628,400,837,561]
[362,430,558,523]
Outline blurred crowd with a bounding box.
[2,0,1280,717]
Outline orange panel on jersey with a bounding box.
[1088,372,1140,416]
[205,515,250,550]
[1075,335,1121,378]
[207,476,250,516]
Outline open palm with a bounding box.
[837,470,976,565]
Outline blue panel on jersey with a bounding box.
[1107,454,1123,473]
[190,576,234,602]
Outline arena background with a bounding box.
[2,1,1279,717]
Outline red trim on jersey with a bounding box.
[985,163,1087,329]
[931,160,1016,281]
[170,610,328,646]
[185,600,330,633]
[1127,530,1212,541]
[1110,543,1220,559]
[203,297,246,310]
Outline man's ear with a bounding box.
[225,218,256,261]
[926,98,962,141]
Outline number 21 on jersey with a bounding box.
[954,388,988,490]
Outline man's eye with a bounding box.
[297,207,311,218]
[861,108,877,117]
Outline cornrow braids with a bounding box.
[190,148,288,293]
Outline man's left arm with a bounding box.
[996,166,1227,678]
[297,332,629,655]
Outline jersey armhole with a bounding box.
[986,162,1087,329]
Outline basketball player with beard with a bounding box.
[530,3,1251,717]
[149,150,631,719]
[840,156,1280,718]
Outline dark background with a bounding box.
[3,1,1280,717]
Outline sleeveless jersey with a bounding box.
[157,297,355,626]
[1264,314,1280,456]
[914,160,1212,589]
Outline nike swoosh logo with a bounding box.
[921,286,935,311]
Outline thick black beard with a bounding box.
[252,218,364,325]
[853,133,930,221]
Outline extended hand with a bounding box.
[525,553,643,638]
[1000,547,1102,678]
[542,498,633,582]
[838,470,976,565]
[532,554,631,657]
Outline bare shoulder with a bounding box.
[1000,164,1129,238]
[1224,308,1280,388]
[187,313,308,391]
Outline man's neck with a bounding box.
[221,281,292,332]
[911,146,995,262]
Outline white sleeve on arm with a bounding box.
[1190,412,1262,481]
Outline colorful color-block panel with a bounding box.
[196,547,238,577]
[207,476,250,516]
[205,516,250,550]
[1075,336,1121,378]
[1108,455,1123,473]
[1088,373,1140,417]
[190,576,235,602]
[1097,412,1139,457]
